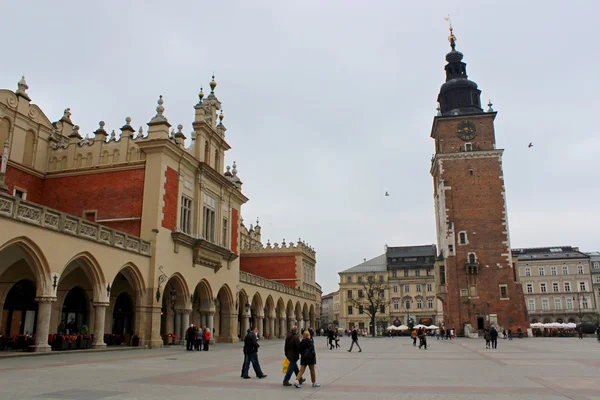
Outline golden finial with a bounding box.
[444,14,457,50]
[218,109,224,123]
[209,74,217,93]
[199,86,204,100]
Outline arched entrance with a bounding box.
[191,280,213,331]
[215,285,234,342]
[159,274,189,345]
[61,286,89,335]
[237,290,250,338]
[2,279,37,336]
[112,292,133,335]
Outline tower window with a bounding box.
[465,143,473,151]
[468,253,477,264]
[458,231,467,245]
[448,244,454,253]
[469,169,473,176]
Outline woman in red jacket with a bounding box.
[203,327,210,351]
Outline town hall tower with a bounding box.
[430,26,529,335]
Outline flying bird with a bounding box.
[385,192,390,196]
[528,142,533,148]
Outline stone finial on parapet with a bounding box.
[174,124,186,148]
[16,76,30,101]
[121,117,135,138]
[93,121,108,141]
[147,95,171,140]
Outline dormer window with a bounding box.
[465,143,473,152]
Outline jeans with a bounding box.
[283,359,299,382]
[242,352,264,377]
[348,339,361,351]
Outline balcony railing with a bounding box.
[239,271,317,301]
[0,192,151,256]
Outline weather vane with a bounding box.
[444,14,457,50]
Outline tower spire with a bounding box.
[445,15,457,51]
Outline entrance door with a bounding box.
[477,317,485,330]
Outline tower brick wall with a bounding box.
[240,255,297,288]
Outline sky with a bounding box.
[2,1,599,295]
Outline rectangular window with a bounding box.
[551,267,557,276]
[582,297,589,309]
[415,269,421,277]
[358,306,363,314]
[379,275,384,283]
[179,196,193,234]
[221,218,228,247]
[562,266,569,275]
[393,300,399,310]
[579,282,586,291]
[426,268,432,276]
[416,284,422,293]
[379,290,385,298]
[469,285,477,297]
[13,188,27,200]
[405,299,411,309]
[427,298,434,309]
[404,285,410,293]
[392,270,397,278]
[459,232,467,244]
[393,285,398,293]
[347,276,352,283]
[564,282,571,292]
[566,298,573,310]
[416,299,422,309]
[595,276,600,284]
[499,285,508,299]
[460,289,468,297]
[527,299,535,311]
[526,283,533,293]
[358,276,363,283]
[83,211,97,222]
[380,305,385,313]
[202,194,217,242]
[577,265,584,274]
[427,283,433,292]
[347,305,353,315]
[347,290,352,299]
[541,299,549,310]
[358,290,364,298]
[552,282,559,293]
[525,267,531,277]
[404,269,409,277]
[554,298,562,310]
[593,262,600,269]
[540,283,547,293]
[448,244,454,253]
[538,267,545,276]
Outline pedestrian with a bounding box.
[203,327,210,351]
[508,328,513,340]
[411,328,418,346]
[502,329,507,339]
[185,324,195,351]
[489,326,498,349]
[294,330,320,388]
[283,326,306,387]
[241,329,250,377]
[484,329,491,349]
[596,325,600,342]
[578,327,584,339]
[440,327,445,340]
[195,326,202,351]
[347,327,362,352]
[418,328,428,350]
[241,327,267,379]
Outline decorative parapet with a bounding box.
[240,238,316,261]
[0,192,151,256]
[239,271,317,301]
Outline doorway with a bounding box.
[112,293,133,335]
[477,317,485,330]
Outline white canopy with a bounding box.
[427,324,439,329]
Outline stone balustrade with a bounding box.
[239,271,317,301]
[0,192,151,256]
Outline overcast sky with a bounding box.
[3,1,599,295]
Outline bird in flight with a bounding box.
[385,192,390,196]
[528,142,533,148]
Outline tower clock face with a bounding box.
[456,120,477,140]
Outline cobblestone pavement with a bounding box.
[0,337,599,400]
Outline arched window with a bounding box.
[49,157,57,171]
[129,147,137,161]
[101,150,109,164]
[60,156,67,170]
[113,149,120,163]
[468,253,477,264]
[22,131,35,167]
[86,153,93,166]
[75,154,83,168]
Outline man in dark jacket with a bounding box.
[185,324,196,351]
[489,326,499,349]
[242,327,267,379]
[283,326,306,387]
[347,328,362,352]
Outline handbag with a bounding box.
[282,358,290,374]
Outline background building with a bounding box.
[0,77,319,351]
[320,290,337,329]
[338,255,388,335]
[514,246,596,324]
[589,252,600,320]
[387,245,443,326]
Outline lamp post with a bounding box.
[405,299,413,326]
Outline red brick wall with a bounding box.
[161,166,178,231]
[231,208,239,254]
[43,168,145,237]
[433,114,529,334]
[4,166,44,203]
[240,255,297,288]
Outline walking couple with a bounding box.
[283,326,320,388]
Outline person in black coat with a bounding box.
[489,326,499,349]
[241,327,267,379]
[283,326,305,386]
[347,328,362,352]
[185,324,196,351]
[294,330,320,388]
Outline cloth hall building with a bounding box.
[0,76,320,352]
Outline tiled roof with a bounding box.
[512,246,589,261]
[386,245,437,258]
[339,253,387,274]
